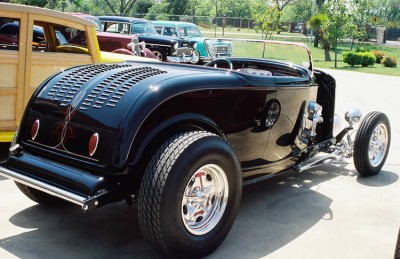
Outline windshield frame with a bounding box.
[204,38,313,72]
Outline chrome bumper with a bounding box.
[0,155,110,212]
[167,51,200,64]
[0,165,97,210]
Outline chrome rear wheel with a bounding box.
[182,164,228,235]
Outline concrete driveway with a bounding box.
[0,69,399,259]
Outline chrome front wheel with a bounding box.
[354,112,391,176]
[368,123,389,167]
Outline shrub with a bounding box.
[355,46,370,53]
[382,56,398,68]
[360,52,376,67]
[343,51,362,66]
[371,50,385,64]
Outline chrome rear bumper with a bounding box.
[0,165,101,210]
[0,153,111,212]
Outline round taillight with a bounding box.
[89,133,99,157]
[31,119,40,140]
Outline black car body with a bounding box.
[98,16,199,63]
[0,40,391,258]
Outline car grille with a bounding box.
[176,47,192,56]
[214,45,229,55]
[46,64,167,110]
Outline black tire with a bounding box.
[15,182,66,206]
[138,131,242,258]
[353,111,391,176]
[150,48,166,61]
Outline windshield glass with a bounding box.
[87,17,102,31]
[131,22,157,34]
[205,39,313,71]
[178,26,203,37]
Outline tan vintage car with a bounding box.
[0,3,153,142]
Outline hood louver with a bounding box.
[46,64,167,111]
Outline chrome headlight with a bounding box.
[345,108,362,125]
[173,42,178,50]
[192,42,198,49]
[127,42,133,50]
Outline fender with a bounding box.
[112,67,248,167]
[128,113,225,166]
[112,48,134,55]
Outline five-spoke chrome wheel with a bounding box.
[181,164,228,235]
[368,123,389,167]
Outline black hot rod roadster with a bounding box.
[0,39,391,258]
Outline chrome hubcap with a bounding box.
[368,123,388,167]
[181,164,228,235]
[152,51,163,61]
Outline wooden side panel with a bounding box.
[0,11,27,132]
[28,52,92,97]
[0,5,100,141]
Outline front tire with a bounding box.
[138,131,242,258]
[150,48,166,61]
[353,111,391,176]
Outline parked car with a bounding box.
[152,20,232,63]
[0,39,391,258]
[68,12,154,58]
[0,3,153,143]
[98,16,199,63]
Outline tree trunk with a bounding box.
[322,39,331,61]
[314,30,320,47]
[48,0,56,9]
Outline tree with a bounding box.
[349,0,378,40]
[134,0,155,14]
[313,0,325,47]
[321,0,349,65]
[145,1,169,20]
[282,0,313,23]
[378,0,400,23]
[14,0,47,7]
[253,4,280,40]
[103,0,137,15]
[265,0,294,33]
[343,21,366,51]
[309,12,330,60]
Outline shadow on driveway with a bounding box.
[1,162,396,258]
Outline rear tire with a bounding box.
[138,131,242,258]
[353,112,391,176]
[15,182,66,206]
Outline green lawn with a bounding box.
[310,45,400,76]
[200,26,400,76]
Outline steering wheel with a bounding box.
[205,58,233,70]
[34,40,48,52]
